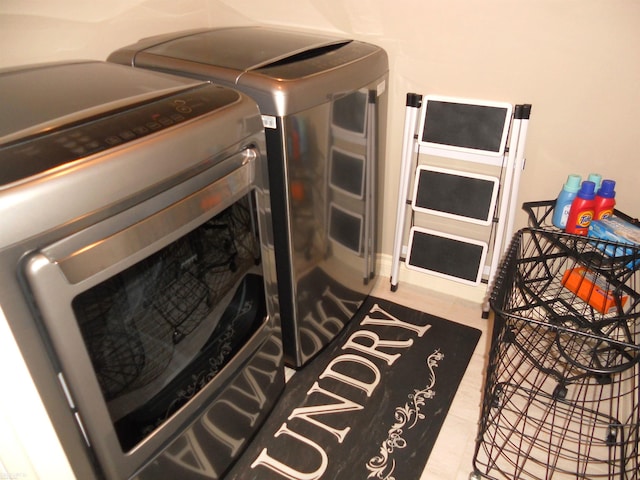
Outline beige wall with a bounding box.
[2,0,639,293]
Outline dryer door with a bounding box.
[23,151,283,479]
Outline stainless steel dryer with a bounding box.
[109,26,389,367]
[0,60,283,480]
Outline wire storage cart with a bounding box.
[472,224,640,479]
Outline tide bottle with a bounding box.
[594,179,616,220]
[565,180,596,235]
[552,174,582,229]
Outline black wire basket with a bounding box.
[472,227,640,480]
[523,200,640,275]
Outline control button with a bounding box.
[176,105,192,114]
[146,121,161,130]
[159,117,173,126]
[170,114,185,122]
[133,126,149,135]
[119,130,136,140]
[105,136,122,146]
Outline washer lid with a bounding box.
[143,26,351,72]
[0,60,202,144]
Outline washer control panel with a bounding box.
[0,84,239,187]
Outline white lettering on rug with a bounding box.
[320,353,381,397]
[250,302,432,479]
[251,423,328,480]
[287,382,364,442]
[362,303,432,337]
[342,330,413,366]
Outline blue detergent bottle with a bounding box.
[552,174,582,229]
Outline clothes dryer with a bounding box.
[0,60,283,479]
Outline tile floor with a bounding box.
[369,279,493,480]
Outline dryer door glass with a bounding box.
[72,195,265,451]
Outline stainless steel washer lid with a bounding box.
[0,61,202,144]
[140,26,350,72]
[109,26,388,116]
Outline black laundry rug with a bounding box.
[225,296,482,480]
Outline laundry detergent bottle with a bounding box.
[565,180,596,235]
[594,179,616,220]
[552,174,582,229]
[588,173,602,192]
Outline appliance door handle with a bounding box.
[53,150,256,284]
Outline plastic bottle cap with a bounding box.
[588,173,602,190]
[597,179,616,198]
[564,174,582,192]
[578,180,596,199]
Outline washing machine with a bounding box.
[109,26,388,367]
